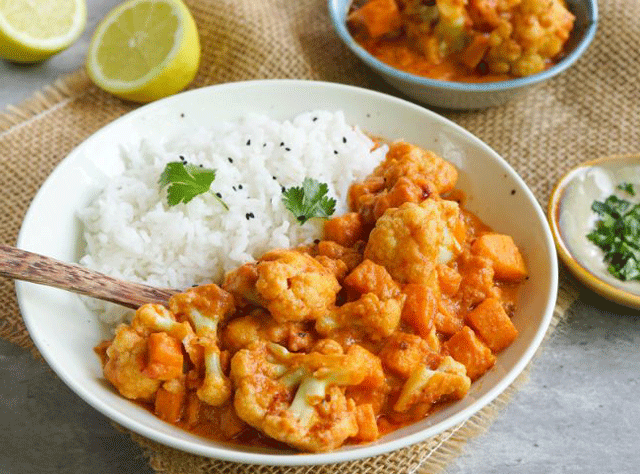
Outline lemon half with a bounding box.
[0,0,87,63]
[86,0,200,103]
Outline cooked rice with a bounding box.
[78,111,387,324]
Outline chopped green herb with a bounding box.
[282,177,336,225]
[617,182,636,195]
[159,161,228,209]
[587,193,640,281]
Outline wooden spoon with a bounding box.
[0,244,180,309]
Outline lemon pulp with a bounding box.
[0,0,87,62]
[86,0,200,103]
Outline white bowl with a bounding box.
[16,80,558,465]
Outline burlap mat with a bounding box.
[1,0,637,471]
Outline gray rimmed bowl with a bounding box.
[329,0,598,109]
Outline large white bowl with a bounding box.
[16,80,558,465]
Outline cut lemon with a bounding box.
[0,0,87,63]
[86,0,200,104]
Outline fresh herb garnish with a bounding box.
[159,161,228,209]
[617,182,636,195]
[282,177,336,225]
[587,193,640,281]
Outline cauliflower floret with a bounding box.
[316,292,404,341]
[315,259,405,340]
[393,356,471,412]
[103,325,162,401]
[364,199,465,288]
[169,284,235,407]
[255,249,341,323]
[222,309,315,353]
[349,142,458,224]
[230,341,378,452]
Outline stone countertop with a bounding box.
[2,3,640,473]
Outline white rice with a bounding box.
[78,111,387,324]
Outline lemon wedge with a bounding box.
[0,0,87,63]
[86,0,200,103]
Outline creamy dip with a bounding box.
[559,159,640,294]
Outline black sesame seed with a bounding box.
[263,143,267,147]
[233,186,237,191]
[216,192,222,198]
[228,157,233,163]
[245,213,250,220]
[334,150,338,155]
[312,117,318,122]
[246,139,251,146]
[179,155,185,160]
[249,212,254,218]
[343,137,347,143]
[285,147,291,151]
[238,184,243,189]
[180,113,185,118]
[272,176,277,180]
[280,142,284,147]
[297,215,306,222]
[199,164,203,167]
[281,186,286,193]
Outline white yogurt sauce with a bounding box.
[559,160,640,294]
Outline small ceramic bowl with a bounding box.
[328,0,598,109]
[549,154,640,309]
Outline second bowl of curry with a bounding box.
[329,0,597,109]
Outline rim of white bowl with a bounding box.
[16,79,558,466]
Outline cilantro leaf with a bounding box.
[617,182,636,195]
[282,177,336,225]
[587,191,640,281]
[158,162,228,209]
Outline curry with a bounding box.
[347,0,575,82]
[95,141,528,452]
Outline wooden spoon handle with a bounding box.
[0,244,180,309]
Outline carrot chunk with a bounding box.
[347,0,402,39]
[324,212,365,248]
[145,332,184,380]
[401,284,436,338]
[471,233,527,282]
[466,298,518,353]
[154,386,185,423]
[443,326,496,380]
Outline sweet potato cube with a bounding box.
[434,299,464,336]
[145,332,184,380]
[324,212,365,248]
[344,259,399,299]
[347,0,402,39]
[471,233,527,282]
[437,264,462,297]
[443,326,496,380]
[401,284,437,338]
[154,386,185,423]
[466,298,518,353]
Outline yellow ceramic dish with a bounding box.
[549,154,640,309]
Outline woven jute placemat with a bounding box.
[1,0,638,471]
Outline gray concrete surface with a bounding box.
[2,2,640,473]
